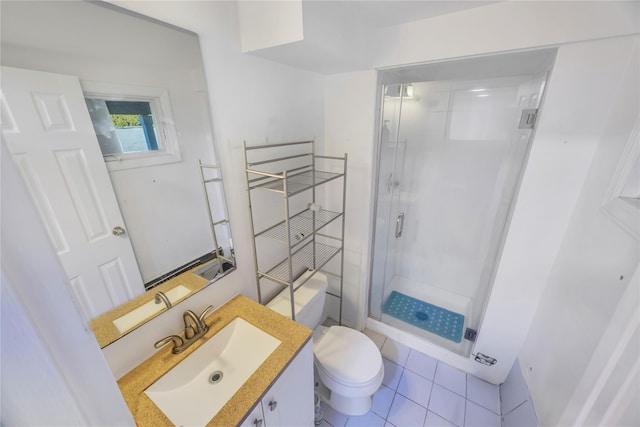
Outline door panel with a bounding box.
[1,66,144,319]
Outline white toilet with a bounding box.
[267,271,384,416]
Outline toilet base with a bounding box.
[314,373,373,417]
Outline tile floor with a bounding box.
[317,329,502,427]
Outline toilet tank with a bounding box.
[266,270,328,329]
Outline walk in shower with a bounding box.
[369,50,556,357]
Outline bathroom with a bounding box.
[2,1,638,426]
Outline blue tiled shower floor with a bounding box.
[382,291,465,343]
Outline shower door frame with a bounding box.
[366,49,557,383]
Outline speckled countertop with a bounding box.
[117,294,312,426]
[90,272,210,348]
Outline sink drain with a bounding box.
[209,371,223,384]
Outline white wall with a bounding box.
[519,36,640,426]
[323,0,640,393]
[98,0,325,376]
[322,70,378,327]
[369,1,639,69]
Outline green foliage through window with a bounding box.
[111,114,142,128]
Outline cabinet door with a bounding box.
[262,340,314,427]
[238,402,265,427]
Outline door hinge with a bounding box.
[473,352,497,366]
[464,328,477,342]
[519,108,539,129]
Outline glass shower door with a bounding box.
[370,72,548,356]
[369,83,408,322]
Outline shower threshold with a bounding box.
[382,291,465,343]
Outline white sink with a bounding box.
[112,285,191,333]
[145,317,281,426]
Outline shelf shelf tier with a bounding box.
[256,208,343,243]
[247,168,344,197]
[257,241,342,287]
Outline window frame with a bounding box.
[82,81,182,171]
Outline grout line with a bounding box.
[503,398,530,417]
[425,373,436,414]
[385,387,399,421]
[462,394,467,427]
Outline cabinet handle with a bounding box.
[253,418,263,427]
[268,400,278,411]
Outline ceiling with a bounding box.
[302,1,496,29]
[244,0,498,74]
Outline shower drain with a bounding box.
[209,371,223,384]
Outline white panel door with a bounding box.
[1,66,145,320]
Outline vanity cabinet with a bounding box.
[239,340,314,427]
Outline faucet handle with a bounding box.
[154,335,184,354]
[198,305,215,324]
[182,311,199,339]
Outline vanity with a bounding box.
[117,295,314,426]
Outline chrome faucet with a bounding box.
[154,305,216,354]
[154,291,172,309]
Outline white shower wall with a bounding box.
[372,72,546,339]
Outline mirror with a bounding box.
[1,1,235,347]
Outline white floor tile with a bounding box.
[387,393,428,427]
[346,411,386,426]
[385,423,398,427]
[464,401,501,427]
[406,349,438,381]
[434,363,467,397]
[382,339,412,366]
[500,360,530,414]
[321,401,348,427]
[428,384,466,426]
[425,411,458,427]
[372,385,395,419]
[503,400,538,427]
[397,369,433,408]
[318,420,333,427]
[382,358,404,390]
[467,376,500,415]
[364,329,387,349]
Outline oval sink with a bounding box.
[145,317,281,426]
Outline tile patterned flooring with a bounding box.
[318,329,502,427]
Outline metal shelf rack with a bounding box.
[243,139,347,323]
[198,160,235,272]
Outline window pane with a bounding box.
[85,98,160,156]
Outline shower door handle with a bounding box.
[395,213,405,238]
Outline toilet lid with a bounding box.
[313,326,382,385]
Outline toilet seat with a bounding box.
[313,326,383,388]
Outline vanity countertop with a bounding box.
[90,271,209,347]
[117,294,312,426]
